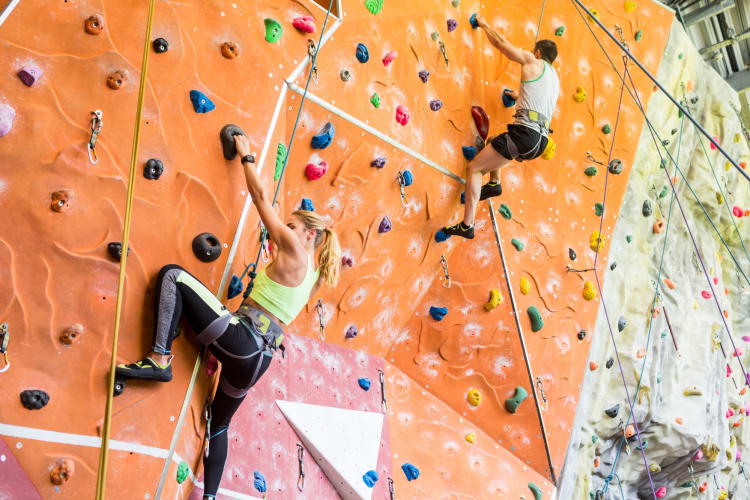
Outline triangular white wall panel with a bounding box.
[276,400,384,500]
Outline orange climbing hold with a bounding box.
[636,348,646,358]
[663,278,676,289]
[675,417,683,425]
[624,424,635,438]
[589,361,598,371]
[653,219,665,233]
[593,456,600,467]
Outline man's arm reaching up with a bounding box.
[477,16,535,65]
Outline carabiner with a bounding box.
[316,299,325,340]
[440,255,451,289]
[535,377,548,411]
[0,323,9,374]
[87,110,103,165]
[379,368,387,411]
[297,443,305,491]
[397,171,408,207]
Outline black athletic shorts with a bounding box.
[490,124,548,161]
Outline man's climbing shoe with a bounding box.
[460,182,502,204]
[115,357,173,382]
[441,222,474,239]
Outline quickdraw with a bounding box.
[87,110,103,165]
[438,40,449,69]
[586,151,605,166]
[307,39,319,85]
[297,443,305,491]
[203,396,212,458]
[535,377,548,411]
[388,477,395,499]
[0,323,9,373]
[397,171,408,207]
[379,368,387,411]
[440,254,451,289]
[614,25,629,51]
[316,299,325,340]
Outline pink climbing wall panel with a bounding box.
[0,436,41,499]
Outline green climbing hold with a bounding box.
[364,0,384,15]
[370,92,380,108]
[528,482,543,500]
[176,461,189,484]
[275,143,287,181]
[555,26,565,36]
[264,18,283,43]
[626,234,632,243]
[659,186,668,198]
[678,52,684,60]
[584,166,597,177]
[505,386,528,413]
[636,440,648,450]
[660,158,667,168]
[498,203,512,219]
[451,0,460,6]
[431,32,440,41]
[660,331,666,338]
[527,306,543,332]
[595,202,603,216]
[635,29,643,41]
[511,238,524,251]
[592,435,598,444]
[680,481,693,488]
[602,124,611,134]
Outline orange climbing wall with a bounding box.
[0,0,673,498]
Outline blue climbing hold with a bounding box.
[462,145,477,161]
[469,13,479,29]
[502,89,516,108]
[358,378,371,391]
[189,90,215,113]
[435,230,450,242]
[401,170,413,186]
[228,275,243,299]
[363,470,379,488]
[311,122,334,149]
[429,306,448,321]
[300,198,315,211]
[460,192,465,204]
[356,43,370,63]
[253,471,267,493]
[401,463,420,481]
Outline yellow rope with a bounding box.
[95,1,156,497]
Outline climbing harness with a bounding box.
[87,109,103,165]
[514,109,551,136]
[438,41,449,70]
[297,443,305,492]
[0,322,9,373]
[535,377,548,411]
[397,171,408,207]
[388,477,395,499]
[378,368,387,411]
[203,396,212,458]
[307,39,318,85]
[316,299,325,340]
[96,1,156,498]
[439,255,451,289]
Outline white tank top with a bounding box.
[515,61,559,131]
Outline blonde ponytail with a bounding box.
[292,210,341,287]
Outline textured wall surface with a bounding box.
[0,0,673,498]
[561,20,750,500]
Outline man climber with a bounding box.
[441,16,560,239]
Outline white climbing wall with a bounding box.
[276,400,384,500]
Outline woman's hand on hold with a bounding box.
[477,16,489,30]
[234,135,251,159]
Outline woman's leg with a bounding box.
[201,386,245,498]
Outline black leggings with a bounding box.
[152,265,275,498]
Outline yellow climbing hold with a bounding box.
[520,276,531,295]
[465,432,476,444]
[719,489,728,499]
[726,161,732,171]
[467,388,482,407]
[583,281,596,301]
[683,386,703,396]
[484,289,502,311]
[717,192,724,204]
[735,133,741,143]
[542,136,556,160]
[649,463,661,473]
[573,86,586,103]
[590,230,605,252]
[624,0,636,13]
[587,7,599,22]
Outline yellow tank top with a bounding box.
[249,254,320,325]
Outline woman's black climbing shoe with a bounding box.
[115,357,173,382]
[442,222,474,239]
[460,182,502,204]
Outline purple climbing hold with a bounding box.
[345,325,358,339]
[418,70,430,83]
[17,65,42,87]
[378,216,392,233]
[341,255,354,267]
[371,156,387,168]
[0,104,15,137]
[435,230,450,242]
[429,99,443,111]
[447,19,458,32]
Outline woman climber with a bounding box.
[441,16,560,239]
[115,134,341,499]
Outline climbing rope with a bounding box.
[95,0,156,498]
[487,199,557,484]
[534,0,547,45]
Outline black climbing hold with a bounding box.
[143,158,164,180]
[20,389,49,410]
[642,200,652,217]
[152,37,169,53]
[610,262,617,270]
[595,490,603,500]
[606,357,614,369]
[618,316,626,332]
[107,242,129,261]
[569,248,576,261]
[192,233,222,263]
[690,96,699,104]
[671,128,678,135]
[219,124,246,160]
[662,139,670,146]
[608,159,623,175]
[113,377,126,397]
[577,330,586,340]
[604,404,620,418]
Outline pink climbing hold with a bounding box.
[737,449,743,461]
[206,354,218,376]
[743,336,750,342]
[710,137,719,150]
[701,290,711,299]
[0,103,15,137]
[734,347,743,357]
[727,364,732,377]
[17,65,42,87]
[713,276,719,285]
[733,206,744,218]
[382,50,397,67]
[305,160,328,180]
[727,408,735,418]
[655,487,667,498]
[292,16,316,33]
[395,105,409,126]
[694,449,704,460]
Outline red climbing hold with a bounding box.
[471,106,489,140]
[395,105,409,126]
[382,51,397,67]
[292,16,316,33]
[710,137,719,150]
[733,205,744,218]
[305,160,328,180]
